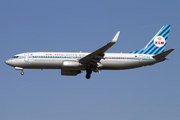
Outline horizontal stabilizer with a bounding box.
[153,48,174,58]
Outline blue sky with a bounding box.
[1,0,180,120]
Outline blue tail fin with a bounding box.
[130,25,171,55]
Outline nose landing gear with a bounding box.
[21,71,24,75]
[15,67,24,75]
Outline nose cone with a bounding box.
[5,60,11,66]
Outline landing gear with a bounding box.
[21,71,24,75]
[15,67,24,75]
[86,67,92,79]
[86,74,90,79]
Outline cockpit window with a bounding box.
[13,56,18,58]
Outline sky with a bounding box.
[0,0,180,120]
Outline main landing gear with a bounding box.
[86,67,92,79]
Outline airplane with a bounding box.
[5,25,174,79]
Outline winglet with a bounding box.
[111,31,120,43]
[79,31,120,62]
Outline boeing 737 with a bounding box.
[5,25,174,79]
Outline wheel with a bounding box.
[86,74,91,79]
[86,67,92,79]
[21,71,24,75]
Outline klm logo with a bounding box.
[154,36,165,47]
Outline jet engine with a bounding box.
[61,69,81,76]
[62,60,83,68]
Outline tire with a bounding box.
[21,72,24,75]
[86,74,90,79]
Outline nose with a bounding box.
[5,60,11,65]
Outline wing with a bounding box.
[79,31,120,66]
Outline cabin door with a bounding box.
[24,54,29,62]
[139,55,143,64]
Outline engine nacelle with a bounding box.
[61,69,81,76]
[62,60,83,68]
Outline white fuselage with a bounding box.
[5,52,161,71]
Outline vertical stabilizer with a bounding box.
[130,25,171,55]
